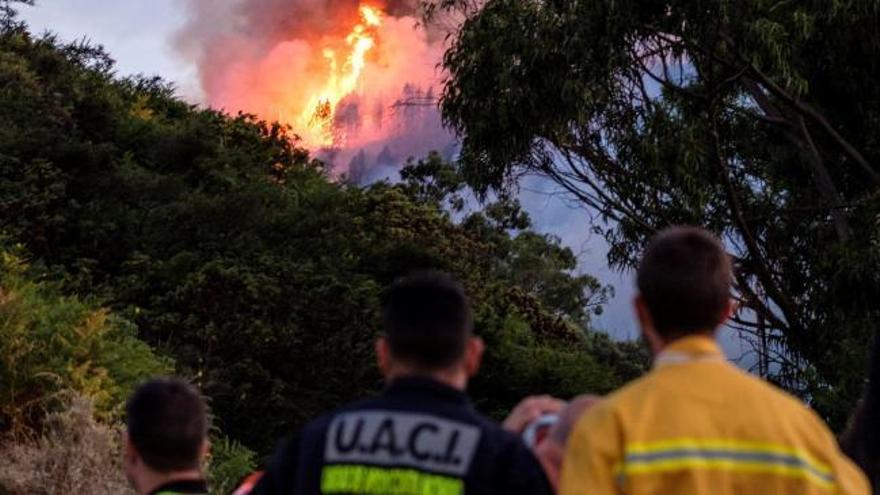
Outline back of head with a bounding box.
[126,378,208,473]
[381,271,474,370]
[637,226,733,339]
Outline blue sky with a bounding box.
[16,1,749,357]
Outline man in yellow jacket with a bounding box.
[559,226,869,495]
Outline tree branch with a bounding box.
[711,117,800,330]
[716,32,880,187]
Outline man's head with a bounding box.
[123,378,209,494]
[534,395,601,490]
[377,271,483,387]
[635,226,734,352]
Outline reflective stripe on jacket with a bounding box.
[559,335,870,495]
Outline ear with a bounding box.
[634,295,664,355]
[376,336,392,378]
[122,431,142,490]
[464,337,485,378]
[201,437,212,463]
[123,431,139,465]
[722,298,737,324]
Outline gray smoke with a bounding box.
[176,0,454,178]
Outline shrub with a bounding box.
[0,394,136,495]
[207,436,257,495]
[0,250,171,437]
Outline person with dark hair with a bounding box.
[252,271,553,495]
[840,331,880,490]
[123,378,210,495]
[560,226,869,495]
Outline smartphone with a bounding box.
[522,413,559,448]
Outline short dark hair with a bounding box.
[637,226,732,337]
[125,378,208,473]
[381,271,474,370]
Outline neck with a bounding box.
[137,468,203,495]
[385,365,468,391]
[651,329,716,355]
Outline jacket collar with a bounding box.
[149,479,208,495]
[383,376,471,406]
[654,334,725,369]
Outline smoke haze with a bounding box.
[176,0,454,177]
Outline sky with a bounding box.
[17,1,747,357]
[19,1,202,101]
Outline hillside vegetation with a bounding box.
[0,16,645,492]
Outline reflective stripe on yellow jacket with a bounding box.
[559,335,869,495]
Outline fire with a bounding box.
[181,0,452,172]
[298,4,383,148]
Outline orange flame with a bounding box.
[298,4,383,148]
[187,0,448,163]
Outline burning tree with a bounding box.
[177,0,450,160]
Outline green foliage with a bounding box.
[402,152,612,326]
[0,22,642,456]
[0,250,170,437]
[472,303,615,418]
[207,436,257,495]
[439,0,880,428]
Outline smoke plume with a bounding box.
[176,0,454,178]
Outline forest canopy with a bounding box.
[0,15,645,473]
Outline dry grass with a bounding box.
[0,395,136,495]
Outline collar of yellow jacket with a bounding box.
[654,334,725,368]
[663,334,722,355]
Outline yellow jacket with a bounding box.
[559,335,869,495]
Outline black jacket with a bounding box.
[252,377,553,495]
[149,479,208,495]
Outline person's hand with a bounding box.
[503,395,566,434]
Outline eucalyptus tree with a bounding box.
[437,0,880,426]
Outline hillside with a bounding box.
[0,18,645,494]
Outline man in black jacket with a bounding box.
[252,271,554,495]
[840,331,880,491]
[123,378,210,495]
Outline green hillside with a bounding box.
[0,16,644,492]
